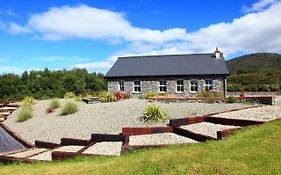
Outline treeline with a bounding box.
[0,68,107,103]
[227,69,281,92]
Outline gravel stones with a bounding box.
[4,98,251,143]
[180,122,240,138]
[29,150,53,161]
[212,106,281,122]
[82,142,123,156]
[129,133,198,146]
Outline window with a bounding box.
[134,80,141,93]
[190,80,198,93]
[119,80,125,91]
[204,79,213,91]
[176,80,184,92]
[159,80,167,92]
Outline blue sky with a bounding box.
[0,0,281,74]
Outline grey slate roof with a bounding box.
[0,126,25,153]
[105,53,229,78]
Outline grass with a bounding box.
[16,103,33,122]
[60,102,79,115]
[0,120,281,174]
[49,99,61,109]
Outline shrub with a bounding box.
[158,93,168,96]
[244,85,258,92]
[142,103,168,123]
[239,90,245,97]
[214,92,224,97]
[124,92,132,99]
[138,95,144,99]
[197,91,214,97]
[114,91,125,100]
[258,84,270,91]
[98,92,117,103]
[207,99,215,103]
[144,92,157,99]
[75,95,83,102]
[46,107,55,114]
[64,92,76,99]
[61,102,79,115]
[227,96,238,103]
[17,103,33,122]
[227,84,243,92]
[269,84,279,91]
[85,94,94,98]
[49,99,61,109]
[22,96,36,105]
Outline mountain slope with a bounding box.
[226,53,281,74]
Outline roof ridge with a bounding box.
[118,53,214,59]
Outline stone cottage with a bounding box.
[105,48,229,97]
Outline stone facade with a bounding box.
[107,76,227,97]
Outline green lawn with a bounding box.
[1,120,281,175]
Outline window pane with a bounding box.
[134,81,140,85]
[190,80,198,92]
[177,80,183,85]
[160,80,166,85]
[204,79,213,91]
[134,81,141,92]
[119,81,125,91]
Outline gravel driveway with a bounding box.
[4,98,253,144]
[276,96,281,105]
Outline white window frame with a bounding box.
[190,79,198,93]
[159,80,167,92]
[204,79,213,91]
[133,80,141,93]
[119,80,125,91]
[176,80,184,93]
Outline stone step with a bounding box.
[0,117,5,122]
[0,112,10,116]
[179,122,240,139]
[30,145,85,161]
[0,107,18,113]
[128,133,198,146]
[82,142,123,156]
[5,148,48,158]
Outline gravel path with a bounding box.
[4,98,252,143]
[29,146,85,161]
[212,105,281,122]
[82,142,122,156]
[129,133,198,146]
[180,122,240,138]
[277,96,281,105]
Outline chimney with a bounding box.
[214,47,221,59]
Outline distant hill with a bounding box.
[226,53,281,74]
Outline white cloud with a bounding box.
[6,2,281,72]
[9,22,31,34]
[5,10,20,17]
[73,55,117,72]
[0,9,20,17]
[185,1,281,55]
[242,0,279,13]
[11,5,187,43]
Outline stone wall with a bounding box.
[107,76,227,97]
